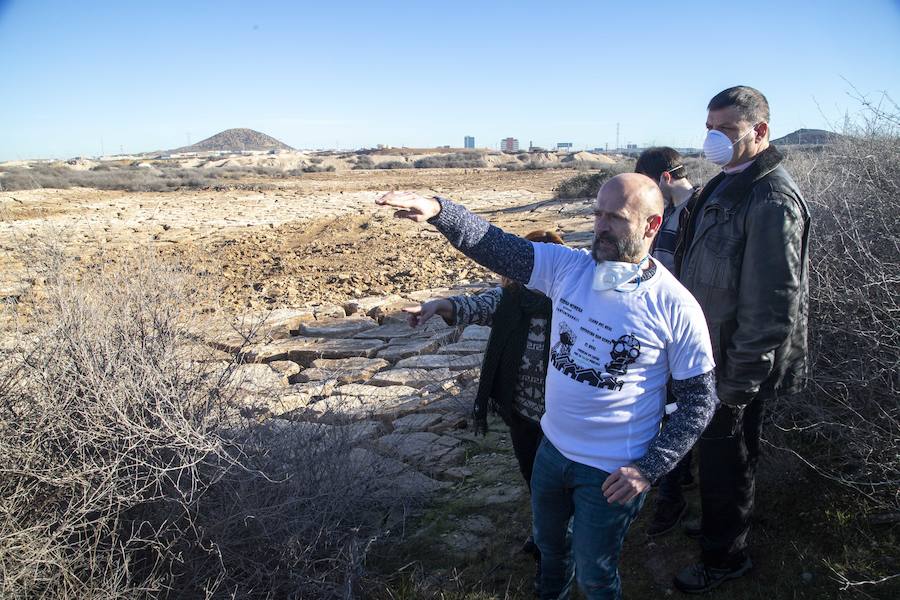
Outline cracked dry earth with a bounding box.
[0,168,594,310]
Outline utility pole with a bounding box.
[616,123,620,152]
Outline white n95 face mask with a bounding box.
[702,126,757,166]
[592,255,649,292]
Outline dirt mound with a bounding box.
[771,128,842,146]
[174,128,294,153]
[569,151,615,164]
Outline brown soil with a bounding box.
[1,169,595,312]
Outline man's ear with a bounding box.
[755,122,769,142]
[646,214,663,237]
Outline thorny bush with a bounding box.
[0,249,405,599]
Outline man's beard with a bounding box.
[592,231,644,263]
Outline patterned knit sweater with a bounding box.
[446,287,548,423]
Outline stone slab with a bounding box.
[240,337,386,366]
[460,324,491,342]
[298,317,378,338]
[300,386,424,421]
[334,383,420,398]
[343,294,406,317]
[294,357,389,384]
[375,431,465,467]
[238,337,324,363]
[395,353,484,371]
[230,363,287,394]
[353,320,422,340]
[368,367,454,388]
[346,448,449,497]
[437,340,487,355]
[266,381,337,417]
[391,413,444,433]
[376,338,439,361]
[269,360,301,381]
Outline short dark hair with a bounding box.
[635,147,686,182]
[708,85,770,124]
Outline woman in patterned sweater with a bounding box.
[404,230,565,558]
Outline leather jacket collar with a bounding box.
[699,145,785,212]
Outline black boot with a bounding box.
[646,498,687,537]
[673,556,752,594]
[521,534,538,558]
[682,516,702,539]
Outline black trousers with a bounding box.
[657,449,693,504]
[507,411,544,489]
[699,394,766,567]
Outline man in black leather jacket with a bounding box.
[673,86,811,594]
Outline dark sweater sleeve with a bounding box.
[427,196,535,284]
[632,370,716,482]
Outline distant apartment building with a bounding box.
[464,135,475,149]
[557,142,573,151]
[501,137,519,152]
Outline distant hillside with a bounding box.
[772,128,841,146]
[173,128,293,153]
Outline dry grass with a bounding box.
[770,112,900,511]
[553,162,633,198]
[0,247,407,599]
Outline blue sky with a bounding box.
[1,0,898,160]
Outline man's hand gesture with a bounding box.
[376,191,441,222]
[601,465,650,505]
[403,298,453,328]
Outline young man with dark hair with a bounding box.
[635,147,701,537]
[673,86,811,593]
[635,147,698,274]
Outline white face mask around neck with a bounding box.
[591,255,650,292]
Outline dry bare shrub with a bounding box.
[0,248,405,599]
[413,153,485,169]
[376,161,412,170]
[553,163,633,199]
[0,164,227,192]
[0,163,307,192]
[680,155,719,186]
[768,97,900,510]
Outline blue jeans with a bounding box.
[531,438,646,600]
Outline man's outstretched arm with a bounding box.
[376,192,535,283]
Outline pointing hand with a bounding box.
[402,299,453,328]
[376,191,441,222]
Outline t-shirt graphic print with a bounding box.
[551,321,641,391]
[527,242,715,473]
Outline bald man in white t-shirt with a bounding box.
[377,175,716,600]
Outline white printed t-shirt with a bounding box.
[527,242,715,473]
